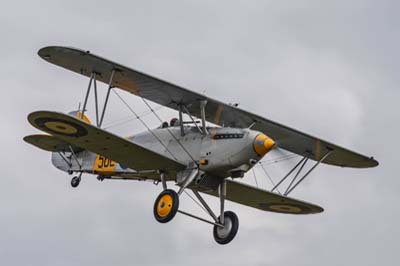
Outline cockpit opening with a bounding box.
[158,118,181,129]
[170,118,180,127]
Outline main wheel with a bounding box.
[71,176,81,188]
[213,211,239,245]
[153,189,179,223]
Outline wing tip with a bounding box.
[315,205,324,214]
[23,134,52,152]
[353,156,379,168]
[370,157,379,167]
[324,154,379,168]
[38,46,58,61]
[38,46,86,62]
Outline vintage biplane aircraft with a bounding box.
[24,46,378,244]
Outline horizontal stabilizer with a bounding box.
[24,134,82,153]
[27,111,186,175]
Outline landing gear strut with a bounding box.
[153,172,180,223]
[212,180,239,245]
[153,171,239,244]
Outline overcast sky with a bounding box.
[1,1,398,265]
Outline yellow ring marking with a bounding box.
[44,121,78,134]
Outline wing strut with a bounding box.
[200,100,208,135]
[270,150,333,196]
[178,104,184,136]
[80,69,116,127]
[99,69,115,127]
[284,157,309,195]
[80,72,94,121]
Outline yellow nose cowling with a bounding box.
[253,134,275,156]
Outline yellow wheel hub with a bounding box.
[157,194,174,217]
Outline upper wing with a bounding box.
[201,180,323,215]
[38,46,378,168]
[27,111,186,174]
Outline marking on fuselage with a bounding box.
[93,154,116,174]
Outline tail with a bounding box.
[51,111,92,172]
[68,110,91,124]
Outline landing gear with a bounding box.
[153,189,179,223]
[213,211,239,245]
[71,175,81,188]
[153,171,239,244]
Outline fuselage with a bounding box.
[51,123,275,181]
[132,126,268,176]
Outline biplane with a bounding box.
[24,46,378,244]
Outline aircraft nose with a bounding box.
[253,134,275,156]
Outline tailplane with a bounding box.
[68,110,91,124]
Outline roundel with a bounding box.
[259,202,312,214]
[34,117,88,137]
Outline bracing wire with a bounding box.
[102,106,163,129]
[140,97,197,165]
[258,163,282,195]
[110,88,178,161]
[252,168,259,188]
[259,154,298,166]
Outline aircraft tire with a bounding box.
[153,189,179,223]
[71,176,81,188]
[213,211,239,245]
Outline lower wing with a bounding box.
[201,180,323,215]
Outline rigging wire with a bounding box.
[102,106,163,129]
[252,168,259,188]
[140,97,197,165]
[110,88,178,161]
[258,163,282,195]
[259,154,298,166]
[107,87,298,195]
